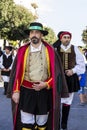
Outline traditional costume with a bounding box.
[53,31,85,130]
[1,46,14,94]
[7,23,69,130]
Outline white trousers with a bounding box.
[61,93,74,105]
[21,110,48,126]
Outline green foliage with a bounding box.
[0,0,37,41]
[82,28,87,45]
[13,5,36,27]
[0,0,57,47]
[7,4,37,41]
[43,26,57,44]
[9,40,18,47]
[0,0,15,38]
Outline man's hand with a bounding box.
[2,68,7,71]
[12,92,20,104]
[65,69,73,76]
[6,68,10,71]
[32,81,47,91]
[2,68,10,71]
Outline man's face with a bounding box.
[29,30,43,44]
[60,34,71,46]
[5,49,10,54]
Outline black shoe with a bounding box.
[61,123,67,129]
[78,102,87,106]
[60,128,68,130]
[3,91,6,95]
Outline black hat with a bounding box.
[24,22,48,36]
[57,31,65,39]
[5,46,12,51]
[53,31,64,48]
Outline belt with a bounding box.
[22,80,39,89]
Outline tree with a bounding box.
[0,0,15,39]
[82,26,87,48]
[0,0,56,47]
[43,26,57,44]
[0,0,37,42]
[12,5,37,27]
[7,5,37,41]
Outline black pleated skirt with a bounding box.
[19,86,52,115]
[65,73,80,93]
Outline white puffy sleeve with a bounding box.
[72,46,86,75]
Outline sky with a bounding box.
[14,0,87,46]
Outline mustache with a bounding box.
[31,36,38,40]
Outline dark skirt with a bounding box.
[19,86,52,115]
[1,70,11,76]
[65,73,80,93]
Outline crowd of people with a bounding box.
[0,22,87,130]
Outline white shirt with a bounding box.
[61,44,85,75]
[0,52,15,70]
[30,43,42,52]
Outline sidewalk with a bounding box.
[0,86,87,130]
[68,88,87,130]
[0,87,13,130]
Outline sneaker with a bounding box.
[84,101,87,104]
[84,87,87,89]
[78,102,86,106]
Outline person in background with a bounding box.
[83,48,87,60]
[11,47,18,57]
[0,46,15,95]
[0,47,3,67]
[78,46,87,105]
[78,73,87,105]
[0,47,3,81]
[53,31,85,130]
[7,22,68,130]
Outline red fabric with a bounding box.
[13,44,29,92]
[22,78,53,89]
[63,103,70,106]
[22,80,40,88]
[60,31,72,39]
[13,42,55,92]
[12,41,56,130]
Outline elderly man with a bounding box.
[7,22,68,130]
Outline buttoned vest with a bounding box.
[57,45,76,70]
[24,45,49,82]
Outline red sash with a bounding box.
[22,80,39,89]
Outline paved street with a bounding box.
[68,89,87,130]
[0,86,13,130]
[0,85,87,130]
